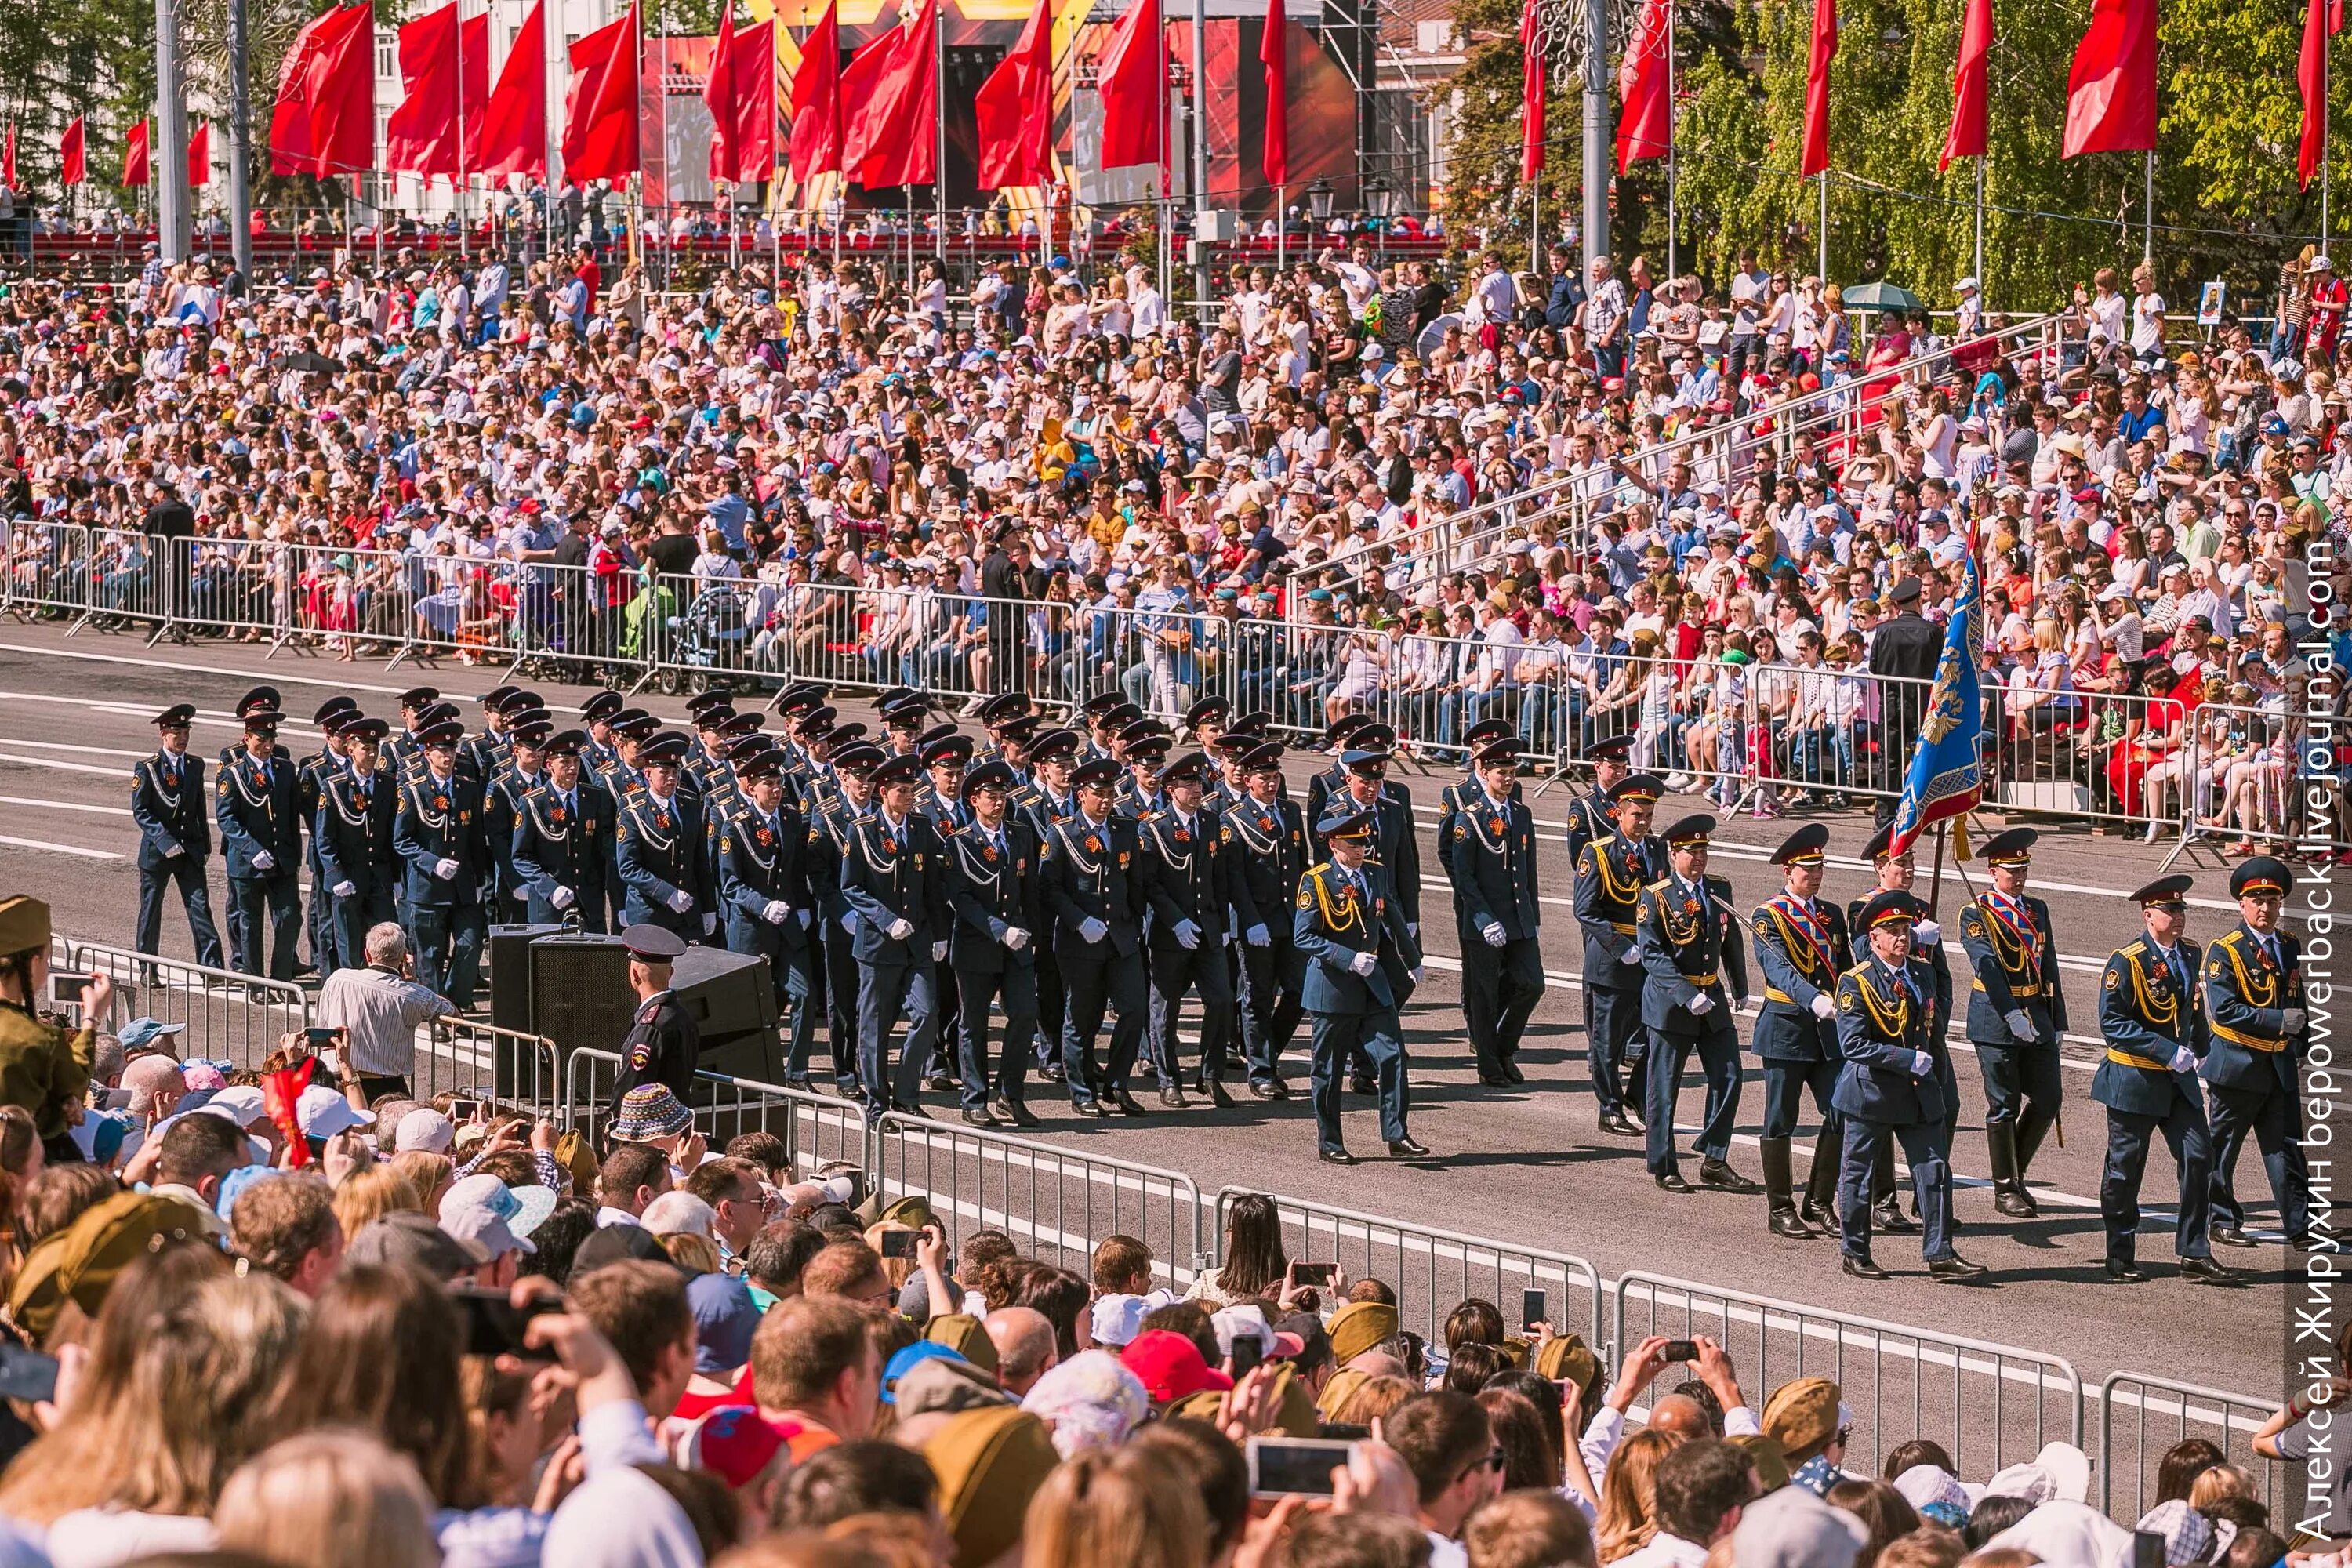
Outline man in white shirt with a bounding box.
[1611,1439,1759,1568]
[315,922,459,1099]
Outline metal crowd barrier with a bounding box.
[1613,1270,2082,1481]
[64,940,313,1071]
[563,1046,628,1140]
[413,1018,564,1124]
[690,1069,873,1184]
[2097,1371,2281,1523]
[1217,1187,1606,1349]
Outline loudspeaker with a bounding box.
[669,945,780,1041]
[527,935,638,1060]
[488,924,567,1035]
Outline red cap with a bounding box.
[1120,1330,1233,1404]
[681,1406,792,1489]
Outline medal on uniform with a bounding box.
[1084,833,1102,854]
[434,793,450,812]
[1487,815,1504,835]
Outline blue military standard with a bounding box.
[129,703,224,969]
[1636,813,1755,1194]
[2201,856,2314,1252]
[1293,805,1428,1165]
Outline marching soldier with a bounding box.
[1140,751,1242,1109]
[393,717,488,1007]
[1294,806,1428,1164]
[616,733,713,943]
[216,686,281,770]
[2203,856,2314,1250]
[514,730,617,931]
[1227,741,1307,1100]
[1322,734,1423,1094]
[579,691,626,775]
[1437,741,1540,1087]
[383,686,441,775]
[1562,735,1633,870]
[214,706,304,981]
[977,693,1036,764]
[717,750,814,1029]
[1040,757,1151,1118]
[838,753,953,1114]
[1637,813,1755,1194]
[914,731,977,1091]
[463,686,523,782]
[297,699,360,978]
[1574,775,1664,1134]
[946,759,1047,1127]
[1749,823,1853,1238]
[800,742,885,1094]
[918,735,976,830]
[2095,874,2236,1284]
[1957,828,2068,1218]
[1117,728,1171,815]
[1849,825,1955,1235]
[882,697,931,759]
[315,717,398,969]
[1833,891,1985,1280]
[1185,695,1232,760]
[1082,699,1142,766]
[608,924,698,1109]
[131,703,225,969]
[681,691,737,804]
[1018,728,1083,1086]
[1302,714,1374,832]
[483,715,552,922]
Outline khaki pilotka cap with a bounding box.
[0,896,50,956]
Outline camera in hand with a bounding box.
[880,1228,924,1259]
[452,1286,564,1359]
[1247,1437,1353,1497]
[1290,1261,1336,1287]
[45,972,93,1006]
[1662,1339,1700,1363]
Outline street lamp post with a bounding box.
[1364,174,1394,264]
[1306,174,1334,249]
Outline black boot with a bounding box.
[1987,1123,2036,1218]
[2012,1106,2054,1216]
[1800,1131,1841,1234]
[1762,1138,1813,1237]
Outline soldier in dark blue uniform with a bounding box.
[216,686,281,771]
[131,704,225,968]
[214,708,303,980]
[1081,698,1142,766]
[315,717,398,969]
[514,730,617,930]
[1574,774,1664,1134]
[1140,751,1242,1108]
[1317,731,1422,1094]
[839,753,953,1113]
[463,686,521,784]
[1438,741,1541,1087]
[1116,728,1171,817]
[608,924,698,1109]
[800,742,884,1094]
[1637,814,1755,1194]
[2094,873,2236,1284]
[945,760,1047,1127]
[1041,758,1151,1117]
[977,693,1036,765]
[1956,827,2068,1218]
[617,732,715,943]
[1749,822,1853,1238]
[579,691,626,775]
[1017,728,1083,1086]
[881,696,931,760]
[393,718,489,1007]
[1849,825,1953,1236]
[1833,891,1985,1281]
[913,732,977,1091]
[717,748,813,1032]
[1185,695,1232,758]
[2203,856,2314,1250]
[383,686,441,776]
[1561,735,1633,871]
[1302,714,1374,834]
[297,698,361,978]
[1294,806,1428,1164]
[1228,742,1306,1100]
[483,714,553,923]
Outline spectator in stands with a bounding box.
[229,1172,344,1298]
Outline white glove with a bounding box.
[1411,965,1425,983]
[251,849,276,872]
[1348,950,1378,976]
[702,913,717,935]
[331,880,356,898]
[1810,993,1836,1020]
[841,911,858,935]
[1908,1050,1935,1078]
[1482,922,1508,947]
[1173,919,1201,950]
[514,884,530,901]
[797,908,811,928]
[550,885,575,910]
[1004,927,1031,950]
[1687,991,1716,1016]
[1914,919,1941,946]
[2168,1044,2198,1074]
[1079,916,1109,944]
[434,857,459,880]
[887,917,915,941]
[1245,924,1270,948]
[2286,1007,2310,1033]
[1620,946,1644,966]
[2005,1008,2035,1042]
[763,899,790,924]
[931,940,949,962]
[1406,923,1418,939]
[162,843,184,858]
[667,888,695,913]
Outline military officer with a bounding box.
[1017,728,1083,1085]
[463,686,523,782]
[1438,741,1541,1087]
[1562,735,1634,870]
[297,698,361,978]
[838,753,953,1113]
[315,717,399,969]
[214,707,304,980]
[910,731,978,1091]
[483,714,553,920]
[717,750,813,1029]
[616,732,715,944]
[800,742,885,1094]
[1227,741,1307,1100]
[1302,714,1374,832]
[977,693,1036,764]
[383,686,441,775]
[608,924,698,1110]
[917,734,976,829]
[1294,806,1428,1165]
[1082,699,1142,767]
[681,691,737,802]
[393,717,488,1007]
[1957,827,2068,1218]
[579,691,626,775]
[216,686,282,770]
[2095,874,2236,1284]
[1116,728,1171,816]
[1849,825,1954,1235]
[1040,757,1151,1117]
[1573,774,1664,1134]
[131,703,225,969]
[514,730,617,931]
[1833,891,1985,1280]
[881,697,931,760]
[1637,813,1755,1194]
[1750,822,1854,1238]
[945,760,1047,1127]
[1139,751,1242,1108]
[1185,695,1232,758]
[2203,856,2314,1250]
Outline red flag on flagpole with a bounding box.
[706,5,739,180]
[477,0,547,178]
[387,2,466,178]
[838,28,899,177]
[261,1056,317,1167]
[974,0,1054,190]
[848,0,937,187]
[563,9,641,183]
[1098,0,1163,172]
[787,0,844,183]
[270,2,378,178]
[2300,0,2328,187]
[731,20,777,183]
[188,121,211,187]
[122,119,151,187]
[1519,0,1544,181]
[60,117,86,187]
[1260,0,1287,187]
[1615,0,1670,172]
[0,125,16,193]
[2060,0,2158,158]
[1940,0,1991,170]
[1800,0,1835,177]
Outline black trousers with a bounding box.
[1065,949,1149,1098]
[1147,938,1237,1087]
[227,871,302,980]
[1239,937,1304,1083]
[957,963,1040,1108]
[1461,931,1543,1072]
[136,851,223,968]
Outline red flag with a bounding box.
[1800,0,1835,177]
[478,0,547,178]
[1519,0,1544,181]
[60,116,85,187]
[563,9,641,183]
[271,2,379,177]
[731,20,777,183]
[188,121,211,187]
[706,5,739,180]
[2302,0,2328,187]
[387,2,463,178]
[0,125,16,193]
[261,1055,317,1167]
[848,0,938,187]
[1940,0,1991,169]
[2061,0,2158,158]
[1260,0,1287,187]
[1615,0,1670,172]
[787,0,844,183]
[975,0,1054,190]
[122,119,150,186]
[838,30,899,177]
[1098,0,1163,172]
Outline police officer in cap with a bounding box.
[839,753,953,1114]
[2203,856,2314,1250]
[1228,741,1307,1099]
[1637,813,1755,1193]
[514,730,617,931]
[1303,714,1375,831]
[217,686,282,771]
[298,699,361,978]
[715,746,812,1030]
[1750,822,1853,1237]
[1040,757,1151,1116]
[384,687,441,774]
[580,691,626,775]
[1563,734,1634,869]
[608,924,698,1111]
[1140,750,1243,1108]
[215,706,304,980]
[945,759,1046,1127]
[316,717,398,968]
[914,731,978,1091]
[1441,741,1543,1087]
[132,703,225,969]
[1957,827,2068,1218]
[616,732,713,943]
[1834,892,1985,1280]
[1016,728,1083,1085]
[1295,806,1428,1164]
[1574,773,1665,1134]
[2096,874,2237,1284]
[394,717,489,1007]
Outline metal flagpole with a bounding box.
[1973,156,1984,303]
[1664,0,1676,281]
[1817,171,1827,281]
[2325,39,2333,245]
[935,0,946,270]
[1530,181,1539,274]
[226,0,251,281]
[1276,182,1284,275]
[2143,148,2153,265]
[1157,0,1171,307]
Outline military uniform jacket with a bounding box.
[513,781,619,908]
[612,989,699,1107]
[839,811,953,963]
[916,785,971,836]
[1040,814,1146,959]
[1142,805,1239,942]
[946,817,1046,973]
[2201,924,2303,1094]
[1018,786,1081,844]
[213,751,303,879]
[1849,896,1955,1041]
[806,795,871,923]
[132,750,211,862]
[1562,788,1615,872]
[484,769,546,909]
[461,731,510,786]
[1635,873,1750,1033]
[717,800,811,935]
[1225,794,1308,941]
[1750,895,1854,1061]
[394,768,488,907]
[1293,858,1420,1014]
[1436,783,1540,941]
[2094,937,2209,1118]
[1316,786,1422,929]
[1832,957,1949,1127]
[295,751,336,851]
[1958,891,2068,1040]
[315,767,398,898]
[1574,830,1662,985]
[615,792,711,916]
[598,758,648,808]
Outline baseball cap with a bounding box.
[347,1210,488,1276]
[439,1174,556,1260]
[295,1084,374,1141]
[396,1108,457,1153]
[117,1018,187,1053]
[1120,1330,1232,1403]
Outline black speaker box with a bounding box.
[488,924,567,1035]
[669,945,781,1041]
[526,935,639,1061]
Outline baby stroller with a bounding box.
[662,581,752,691]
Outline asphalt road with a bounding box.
[0,619,2291,1440]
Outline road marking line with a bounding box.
[0,795,132,817]
[0,834,120,860]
